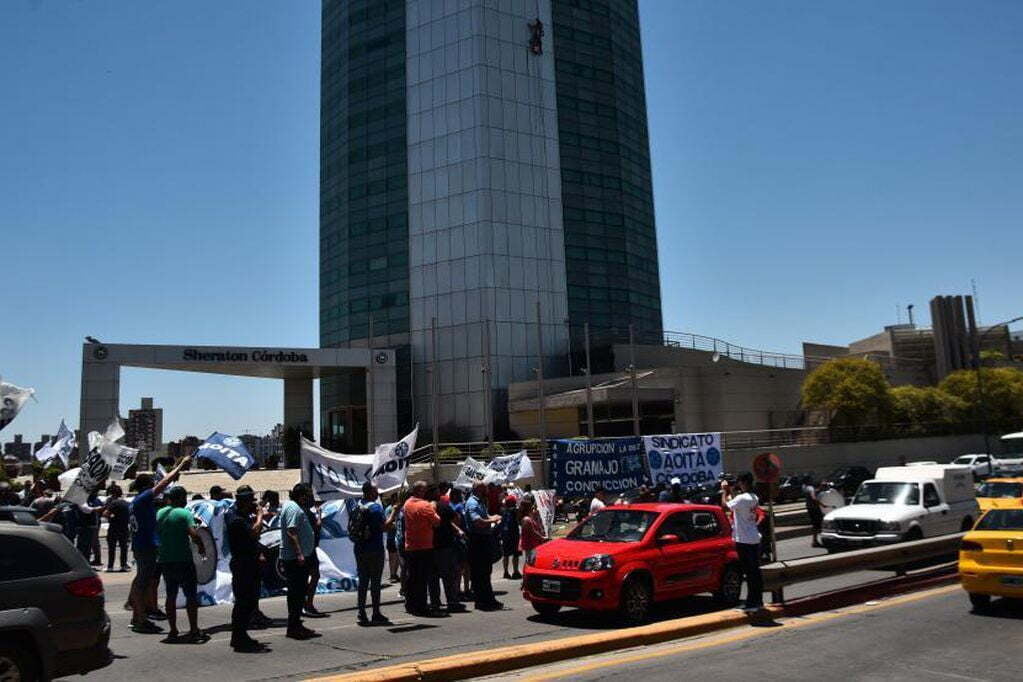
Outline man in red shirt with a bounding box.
[403,480,440,616]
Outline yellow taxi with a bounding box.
[976,478,1023,511]
[959,502,1023,610]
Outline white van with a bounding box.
[820,465,979,551]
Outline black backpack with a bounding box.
[348,502,372,543]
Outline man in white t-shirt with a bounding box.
[589,488,607,515]
[721,473,763,612]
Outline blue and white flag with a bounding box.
[0,379,35,433]
[195,432,255,480]
[49,419,76,468]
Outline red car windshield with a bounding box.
[567,510,658,543]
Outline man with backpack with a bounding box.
[351,481,390,625]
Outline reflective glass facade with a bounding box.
[552,0,663,345]
[320,0,410,450]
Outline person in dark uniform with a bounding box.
[225,485,268,653]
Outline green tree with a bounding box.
[801,357,893,426]
[890,385,966,427]
[939,368,1023,431]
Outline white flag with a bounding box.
[36,420,76,468]
[0,379,35,432]
[485,451,534,484]
[454,456,489,490]
[533,489,557,538]
[35,438,57,465]
[369,426,418,491]
[66,418,137,504]
[53,420,76,468]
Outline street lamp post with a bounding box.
[974,315,1023,477]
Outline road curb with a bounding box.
[309,606,782,681]
[309,568,960,682]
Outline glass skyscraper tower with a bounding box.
[320,0,661,448]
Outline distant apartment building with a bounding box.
[126,397,163,455]
[167,435,201,461]
[3,434,32,462]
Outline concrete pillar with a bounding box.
[284,378,314,438]
[367,352,398,446]
[79,344,121,459]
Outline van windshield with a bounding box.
[953,457,974,465]
[853,482,920,505]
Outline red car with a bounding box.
[523,503,742,624]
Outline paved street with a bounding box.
[483,586,1023,681]
[79,535,945,681]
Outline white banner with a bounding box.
[485,451,535,484]
[302,437,407,500]
[453,456,489,490]
[0,379,34,432]
[369,426,418,492]
[532,489,556,539]
[184,498,364,607]
[64,419,137,504]
[643,432,724,487]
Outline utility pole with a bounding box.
[584,322,594,438]
[629,323,640,437]
[431,317,439,476]
[536,301,547,465]
[367,314,375,450]
[482,318,493,445]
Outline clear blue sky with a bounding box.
[2,0,1021,443]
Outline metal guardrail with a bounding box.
[761,533,964,592]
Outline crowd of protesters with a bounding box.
[3,461,554,653]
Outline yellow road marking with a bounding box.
[521,584,961,681]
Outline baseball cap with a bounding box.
[235,485,255,499]
[670,477,681,486]
[209,485,226,497]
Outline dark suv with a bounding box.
[0,507,111,680]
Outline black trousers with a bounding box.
[355,549,384,614]
[404,549,433,614]
[736,542,763,608]
[468,536,495,606]
[231,561,260,643]
[282,557,311,629]
[107,531,129,569]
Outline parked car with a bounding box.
[522,503,741,624]
[975,478,1023,512]
[951,454,998,479]
[820,465,979,551]
[0,506,111,680]
[772,476,807,504]
[820,466,874,498]
[959,504,1023,611]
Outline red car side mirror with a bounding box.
[657,534,681,545]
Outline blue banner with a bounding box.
[195,432,255,480]
[550,437,648,496]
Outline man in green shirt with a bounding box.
[156,486,207,643]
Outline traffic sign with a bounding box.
[752,452,782,484]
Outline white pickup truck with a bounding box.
[820,465,980,551]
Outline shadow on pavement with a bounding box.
[526,595,726,630]
[971,598,1023,620]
